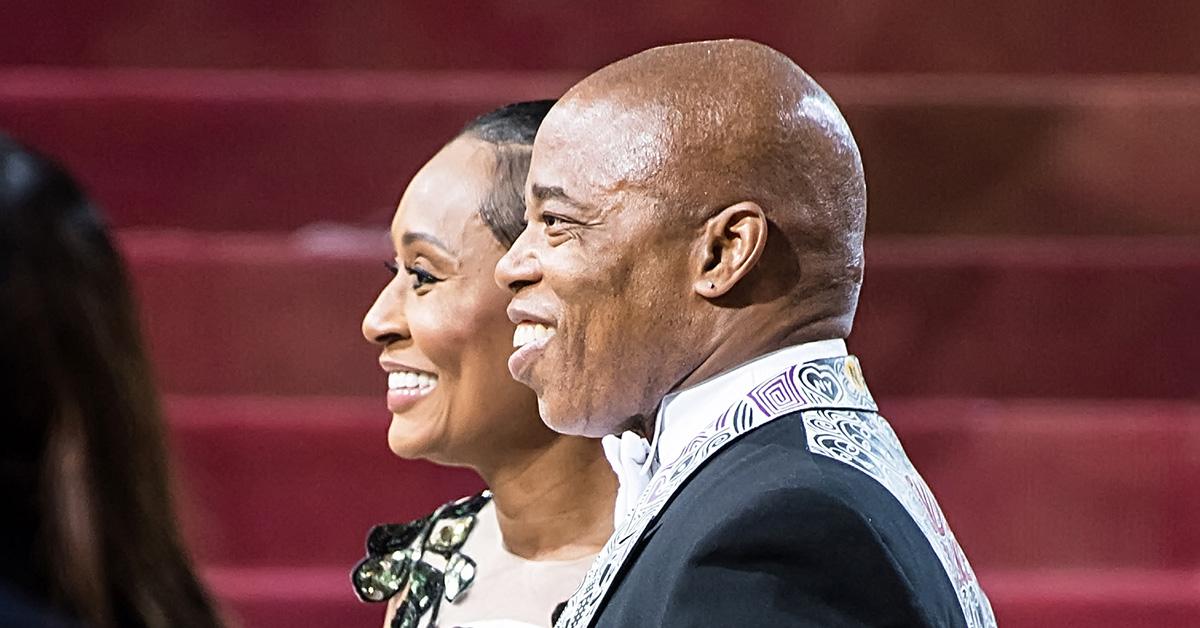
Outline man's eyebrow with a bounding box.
[531,184,591,210]
[401,231,455,256]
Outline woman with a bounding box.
[0,135,225,628]
[353,102,616,627]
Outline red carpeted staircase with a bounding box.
[3,3,1199,626]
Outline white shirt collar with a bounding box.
[601,339,848,527]
[649,338,848,470]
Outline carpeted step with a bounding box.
[203,566,379,628]
[886,399,1200,571]
[3,70,1199,234]
[167,395,1200,570]
[3,2,1198,74]
[124,232,1200,399]
[199,565,1200,628]
[984,568,1200,628]
[167,396,484,568]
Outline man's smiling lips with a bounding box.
[506,304,557,380]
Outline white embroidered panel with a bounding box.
[804,409,997,628]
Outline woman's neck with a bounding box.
[476,435,616,561]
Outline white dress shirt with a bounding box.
[601,339,849,526]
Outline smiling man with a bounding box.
[496,40,995,628]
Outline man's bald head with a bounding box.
[551,39,865,309]
[498,40,868,436]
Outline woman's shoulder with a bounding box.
[350,490,492,624]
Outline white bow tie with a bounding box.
[600,431,653,528]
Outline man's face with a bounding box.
[495,99,699,437]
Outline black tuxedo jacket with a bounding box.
[590,410,973,628]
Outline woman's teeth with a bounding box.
[513,322,556,348]
[387,370,437,395]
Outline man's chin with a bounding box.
[537,397,618,438]
[511,362,542,396]
[536,397,580,436]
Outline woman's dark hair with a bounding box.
[0,135,224,628]
[457,99,557,247]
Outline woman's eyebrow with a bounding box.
[401,231,457,256]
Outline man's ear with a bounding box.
[693,201,768,298]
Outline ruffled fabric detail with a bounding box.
[351,491,492,628]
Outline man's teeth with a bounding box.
[513,322,556,348]
[387,370,437,394]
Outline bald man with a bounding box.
[497,40,995,628]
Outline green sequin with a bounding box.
[443,553,477,602]
[351,491,492,627]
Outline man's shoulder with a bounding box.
[629,409,990,627]
[672,408,883,510]
[598,410,973,628]
[598,409,983,628]
[654,407,955,564]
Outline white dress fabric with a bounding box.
[435,501,595,628]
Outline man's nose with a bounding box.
[362,281,410,346]
[495,227,542,293]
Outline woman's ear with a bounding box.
[693,201,768,298]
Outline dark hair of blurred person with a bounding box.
[0,135,224,628]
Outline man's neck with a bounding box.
[478,435,616,561]
[643,317,846,436]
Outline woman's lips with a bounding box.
[385,370,438,414]
[386,387,435,414]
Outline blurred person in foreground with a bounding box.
[496,40,997,627]
[0,135,224,628]
[353,101,616,628]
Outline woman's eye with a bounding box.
[405,265,440,289]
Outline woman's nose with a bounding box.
[362,282,410,345]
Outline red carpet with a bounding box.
[3,2,1199,74]
[133,233,1200,627]
[3,70,1199,235]
[116,231,1200,399]
[3,4,1197,625]
[169,394,1200,628]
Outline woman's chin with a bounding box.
[386,413,442,460]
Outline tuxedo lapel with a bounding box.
[555,356,877,628]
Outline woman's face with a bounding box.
[363,136,548,467]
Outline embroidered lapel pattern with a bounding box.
[555,355,995,628]
[803,409,995,627]
[556,356,877,627]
